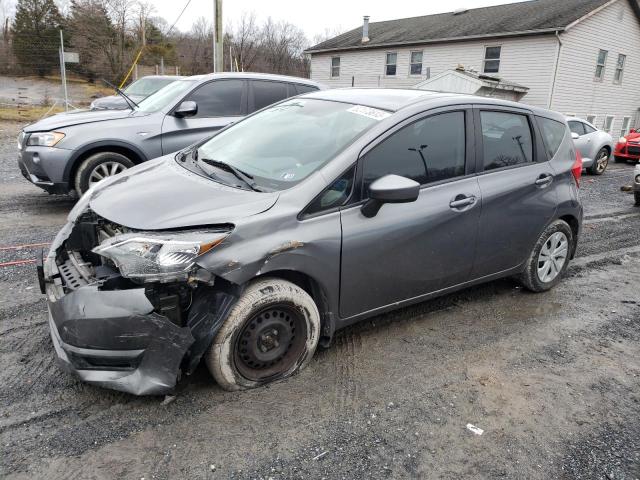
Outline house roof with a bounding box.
[306,0,638,54]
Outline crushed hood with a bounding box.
[23,108,150,132]
[88,155,279,230]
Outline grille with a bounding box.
[627,146,640,156]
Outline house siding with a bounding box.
[310,35,559,107]
[552,0,640,136]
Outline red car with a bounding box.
[614,128,640,163]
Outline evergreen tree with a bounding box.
[12,0,64,77]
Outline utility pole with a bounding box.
[212,0,223,72]
[59,30,68,111]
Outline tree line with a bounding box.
[0,0,318,83]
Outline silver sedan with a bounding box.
[568,117,614,175]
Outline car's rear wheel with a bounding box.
[588,148,609,175]
[74,152,134,196]
[518,220,573,292]
[206,278,321,391]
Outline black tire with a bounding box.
[74,152,134,196]
[518,220,574,293]
[635,191,640,206]
[206,278,321,391]
[587,148,609,175]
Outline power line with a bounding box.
[165,0,192,37]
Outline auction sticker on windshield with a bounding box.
[346,105,391,121]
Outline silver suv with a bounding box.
[17,73,323,196]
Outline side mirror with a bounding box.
[361,174,420,218]
[571,132,580,140]
[174,101,198,118]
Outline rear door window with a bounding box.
[568,120,585,136]
[480,111,533,171]
[185,80,244,117]
[295,84,319,95]
[584,123,597,134]
[251,80,290,112]
[537,117,568,159]
[362,111,466,192]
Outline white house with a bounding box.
[306,0,640,138]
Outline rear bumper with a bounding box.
[17,145,73,194]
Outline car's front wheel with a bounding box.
[588,148,609,175]
[206,278,321,391]
[519,220,574,292]
[74,152,134,196]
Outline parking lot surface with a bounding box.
[1,120,639,479]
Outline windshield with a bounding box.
[136,80,196,113]
[125,77,177,96]
[192,98,387,191]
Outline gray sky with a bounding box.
[153,0,527,39]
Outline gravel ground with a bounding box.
[1,120,639,479]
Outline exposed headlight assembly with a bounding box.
[619,137,627,144]
[27,131,65,147]
[93,230,229,282]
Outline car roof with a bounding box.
[178,72,324,88]
[303,88,563,119]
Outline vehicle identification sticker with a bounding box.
[346,105,391,121]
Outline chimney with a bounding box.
[362,16,370,43]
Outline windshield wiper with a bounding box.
[199,156,263,192]
[101,79,139,109]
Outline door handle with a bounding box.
[535,173,554,187]
[449,194,477,210]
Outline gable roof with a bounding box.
[306,0,638,54]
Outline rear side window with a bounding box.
[584,124,597,134]
[480,111,533,171]
[363,111,466,191]
[252,80,289,111]
[186,80,243,117]
[538,117,568,159]
[568,120,585,136]
[295,84,318,95]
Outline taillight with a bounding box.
[572,150,583,187]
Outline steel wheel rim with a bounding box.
[88,161,127,186]
[537,231,569,283]
[234,304,307,381]
[596,150,609,173]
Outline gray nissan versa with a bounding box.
[39,89,583,395]
[18,73,323,196]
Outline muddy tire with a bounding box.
[518,220,573,293]
[587,148,609,175]
[74,152,134,196]
[206,278,321,391]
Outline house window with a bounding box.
[586,115,597,125]
[385,52,397,76]
[621,116,631,137]
[595,49,608,80]
[603,115,614,134]
[410,51,423,75]
[614,54,626,84]
[331,57,340,77]
[483,46,501,73]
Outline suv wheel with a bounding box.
[519,220,573,292]
[588,148,609,175]
[74,152,134,196]
[206,278,321,391]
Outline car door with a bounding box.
[339,107,481,318]
[471,107,558,279]
[160,79,247,155]
[568,120,591,161]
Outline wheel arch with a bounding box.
[251,269,336,347]
[558,214,580,258]
[64,141,148,188]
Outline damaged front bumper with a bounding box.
[42,218,239,396]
